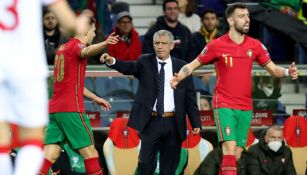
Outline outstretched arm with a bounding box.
[170,59,202,89]
[48,1,76,34]
[81,33,119,58]
[264,61,299,80]
[84,87,111,112]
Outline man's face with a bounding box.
[229,8,250,34]
[203,12,218,32]
[164,2,179,23]
[265,129,283,143]
[153,35,174,60]
[199,98,211,110]
[43,12,58,31]
[117,17,133,35]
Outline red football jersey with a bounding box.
[49,38,87,113]
[197,33,271,110]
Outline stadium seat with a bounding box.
[95,77,109,97]
[84,100,97,112]
[85,77,96,92]
[103,117,140,175]
[193,76,209,93]
[283,116,307,175]
[181,119,213,175]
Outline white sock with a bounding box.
[14,145,43,175]
[0,153,13,175]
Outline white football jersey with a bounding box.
[0,0,57,77]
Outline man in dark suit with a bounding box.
[100,30,201,175]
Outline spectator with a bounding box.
[191,9,222,59]
[43,8,67,65]
[247,125,297,175]
[191,9,222,97]
[108,11,142,61]
[199,96,212,110]
[194,145,247,175]
[142,0,193,62]
[252,77,281,111]
[177,0,201,33]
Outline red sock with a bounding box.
[0,145,11,153]
[219,155,237,175]
[84,157,103,175]
[39,158,53,175]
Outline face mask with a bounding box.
[268,141,282,152]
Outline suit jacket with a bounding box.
[108,53,201,141]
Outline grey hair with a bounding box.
[153,30,174,44]
[266,124,283,136]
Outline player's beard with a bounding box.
[234,23,249,34]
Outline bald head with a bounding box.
[265,125,283,143]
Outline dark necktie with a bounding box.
[157,62,166,116]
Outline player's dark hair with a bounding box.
[163,0,178,11]
[225,3,248,18]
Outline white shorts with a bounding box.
[0,72,48,128]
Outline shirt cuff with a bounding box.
[106,58,116,66]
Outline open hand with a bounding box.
[104,32,119,45]
[94,97,112,112]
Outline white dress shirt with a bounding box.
[153,56,175,112]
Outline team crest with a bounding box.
[225,126,231,136]
[200,46,208,55]
[247,49,253,58]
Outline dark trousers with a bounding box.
[137,117,181,175]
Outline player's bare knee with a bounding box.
[43,144,61,163]
[222,141,236,155]
[79,145,98,159]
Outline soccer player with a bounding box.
[170,3,299,175]
[0,1,77,175]
[39,15,118,175]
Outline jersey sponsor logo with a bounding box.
[200,46,208,55]
[0,0,19,31]
[247,49,253,58]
